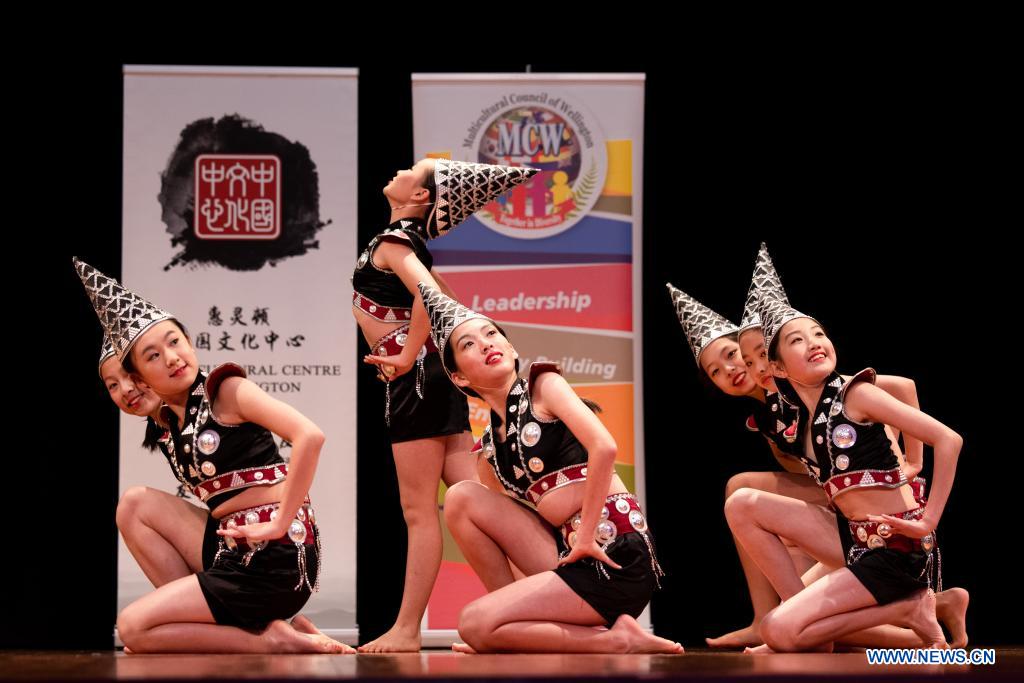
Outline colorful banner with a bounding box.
[121,66,359,642]
[413,73,646,643]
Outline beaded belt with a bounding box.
[370,324,434,426]
[557,493,664,586]
[847,506,935,554]
[559,493,648,549]
[214,500,319,592]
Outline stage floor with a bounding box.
[3,649,1023,682]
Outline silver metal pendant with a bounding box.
[628,509,648,532]
[615,498,631,514]
[856,527,868,542]
[296,507,307,522]
[357,251,369,268]
[568,531,578,548]
[832,424,857,449]
[200,461,217,477]
[595,520,618,544]
[520,422,542,447]
[196,430,221,455]
[600,506,610,520]
[528,456,544,473]
[396,333,408,347]
[244,511,260,526]
[877,523,892,539]
[920,534,934,552]
[867,534,886,549]
[830,401,843,417]
[288,520,307,544]
[835,454,850,470]
[571,514,582,530]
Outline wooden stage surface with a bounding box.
[3,649,1022,682]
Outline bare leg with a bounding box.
[443,481,559,591]
[708,474,831,648]
[725,488,843,600]
[936,588,970,648]
[441,431,477,487]
[117,575,352,653]
[117,487,208,586]
[760,569,946,652]
[458,571,683,654]
[359,435,448,653]
[726,488,937,650]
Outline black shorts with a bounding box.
[847,547,931,605]
[196,517,319,631]
[834,509,855,561]
[553,531,660,626]
[388,352,471,444]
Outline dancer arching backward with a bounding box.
[354,159,535,653]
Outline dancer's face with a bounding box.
[739,328,777,391]
[384,158,434,204]
[129,320,199,397]
[700,336,756,396]
[101,357,162,417]
[771,318,836,386]
[450,318,518,392]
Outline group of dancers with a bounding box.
[76,156,965,655]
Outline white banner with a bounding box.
[121,65,358,640]
[412,73,647,642]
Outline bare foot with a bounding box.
[452,642,477,654]
[899,590,948,649]
[609,615,684,654]
[744,643,774,654]
[357,624,421,653]
[291,615,325,636]
[264,620,355,654]
[935,588,970,649]
[706,623,762,649]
